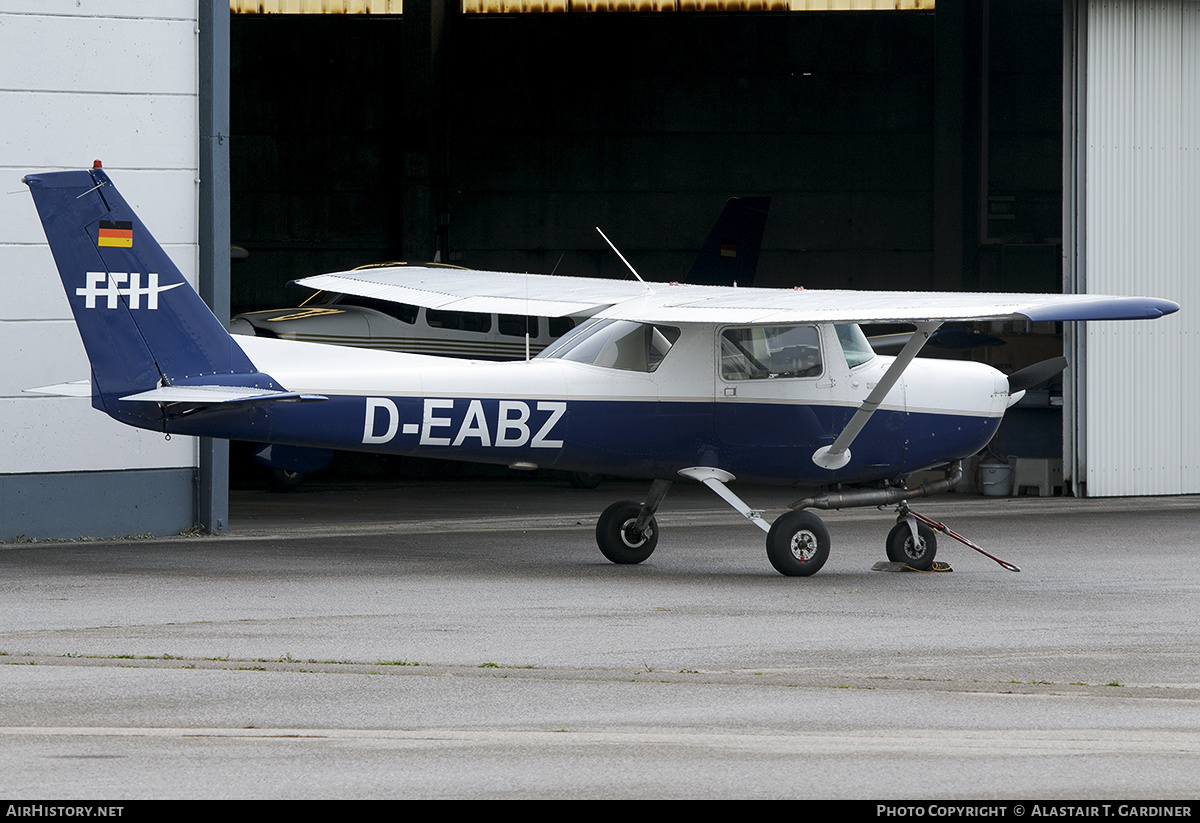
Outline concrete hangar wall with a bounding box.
[0,2,230,540]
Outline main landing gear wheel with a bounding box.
[595,500,658,565]
[766,510,830,577]
[268,468,306,491]
[886,521,938,570]
[568,471,603,489]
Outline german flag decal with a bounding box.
[97,220,133,248]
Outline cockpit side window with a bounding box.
[538,319,681,373]
[720,325,822,380]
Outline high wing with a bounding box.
[296,266,1179,326]
[295,267,650,320]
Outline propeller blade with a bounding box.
[1008,356,1068,393]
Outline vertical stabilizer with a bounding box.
[685,196,771,287]
[24,168,265,422]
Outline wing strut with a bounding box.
[812,320,942,471]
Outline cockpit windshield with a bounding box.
[537,318,681,373]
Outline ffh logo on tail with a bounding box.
[22,166,1180,576]
[77,271,181,309]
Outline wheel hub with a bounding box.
[620,519,651,548]
[902,535,927,560]
[789,529,818,561]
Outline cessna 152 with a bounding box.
[23,167,1180,576]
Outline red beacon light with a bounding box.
[93,160,103,169]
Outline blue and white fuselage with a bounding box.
[218,327,1008,488]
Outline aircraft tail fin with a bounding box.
[685,196,771,287]
[23,167,277,425]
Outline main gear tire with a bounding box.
[595,501,658,565]
[766,511,831,577]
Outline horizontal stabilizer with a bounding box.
[119,385,327,405]
[24,380,91,398]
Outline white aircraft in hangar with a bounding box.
[23,167,1180,576]
[228,195,772,359]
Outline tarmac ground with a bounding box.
[2,474,1199,799]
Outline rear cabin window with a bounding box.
[540,319,680,373]
[426,308,491,333]
[720,325,822,380]
[548,316,576,338]
[499,314,539,337]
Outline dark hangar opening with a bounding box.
[230,2,1063,308]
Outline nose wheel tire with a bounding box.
[596,500,659,564]
[766,510,831,576]
[886,521,938,570]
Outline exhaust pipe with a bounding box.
[790,461,963,511]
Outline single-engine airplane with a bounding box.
[23,167,1180,575]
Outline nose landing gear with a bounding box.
[885,502,1021,573]
[886,504,939,571]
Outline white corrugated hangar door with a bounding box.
[1075,0,1199,497]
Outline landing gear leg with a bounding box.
[595,479,672,565]
[678,467,830,577]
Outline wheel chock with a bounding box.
[871,560,953,573]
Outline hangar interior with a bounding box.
[232,1,1064,301]
[228,0,1070,479]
